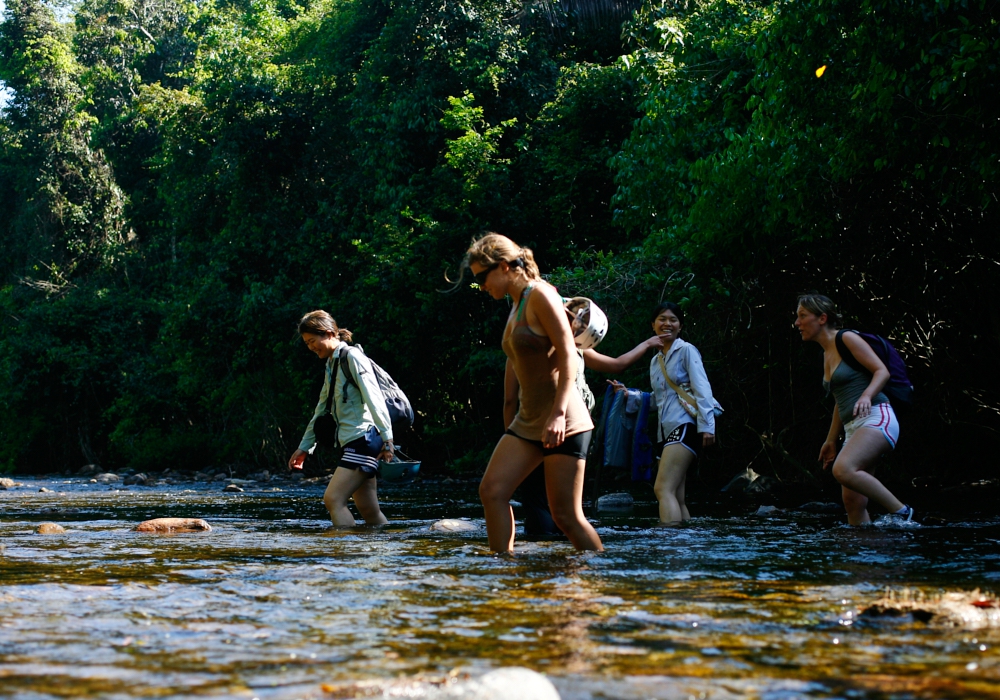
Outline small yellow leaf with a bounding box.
[815,65,827,78]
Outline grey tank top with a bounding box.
[823,361,888,424]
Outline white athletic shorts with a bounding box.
[843,402,899,449]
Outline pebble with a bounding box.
[224,484,244,492]
[597,492,634,511]
[36,522,66,534]
[134,518,212,533]
[430,519,477,532]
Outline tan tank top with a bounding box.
[501,285,594,441]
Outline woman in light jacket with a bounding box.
[647,302,716,524]
[288,310,393,526]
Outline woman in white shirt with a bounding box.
[288,310,393,527]
[647,302,717,524]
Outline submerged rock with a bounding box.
[428,668,560,700]
[36,522,66,534]
[224,484,244,492]
[77,464,101,476]
[430,519,477,533]
[321,667,559,700]
[123,473,148,486]
[754,505,781,516]
[95,473,120,484]
[861,589,1000,629]
[597,492,634,511]
[134,518,212,533]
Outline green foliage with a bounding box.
[1,0,998,484]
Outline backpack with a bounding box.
[338,344,415,433]
[835,329,914,406]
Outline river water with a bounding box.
[1,475,999,699]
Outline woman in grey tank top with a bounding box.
[795,294,914,526]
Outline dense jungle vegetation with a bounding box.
[1,0,998,492]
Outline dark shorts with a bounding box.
[657,422,701,459]
[505,429,593,461]
[340,425,383,478]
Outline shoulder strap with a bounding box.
[338,345,361,398]
[835,329,866,374]
[657,352,698,407]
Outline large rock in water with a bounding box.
[36,522,66,534]
[430,519,477,532]
[861,589,1000,629]
[427,668,560,700]
[134,518,212,533]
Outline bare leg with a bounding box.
[653,444,696,523]
[479,435,543,553]
[831,428,903,519]
[677,470,691,521]
[323,467,370,526]
[543,454,603,551]
[842,485,871,526]
[351,476,388,525]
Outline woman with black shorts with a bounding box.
[647,302,717,524]
[463,233,603,553]
[288,310,393,527]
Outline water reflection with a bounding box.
[1,476,998,699]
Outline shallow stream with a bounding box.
[2,475,999,699]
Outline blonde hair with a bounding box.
[462,231,539,280]
[797,293,843,329]
[297,310,353,342]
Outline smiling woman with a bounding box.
[461,232,602,554]
[289,310,393,528]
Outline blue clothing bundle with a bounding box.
[599,385,655,482]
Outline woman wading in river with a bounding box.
[794,294,914,526]
[634,302,718,524]
[288,311,393,526]
[462,233,602,553]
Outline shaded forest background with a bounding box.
[1,0,997,494]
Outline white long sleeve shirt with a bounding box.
[298,345,393,451]
[649,338,716,441]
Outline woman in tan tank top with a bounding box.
[463,233,602,553]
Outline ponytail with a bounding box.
[297,310,353,342]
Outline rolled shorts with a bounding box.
[505,429,593,461]
[844,402,899,449]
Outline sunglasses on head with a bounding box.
[473,262,501,286]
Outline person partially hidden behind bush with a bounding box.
[288,310,393,527]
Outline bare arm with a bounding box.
[582,335,665,374]
[819,405,844,469]
[841,332,890,417]
[503,358,518,428]
[531,284,579,448]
